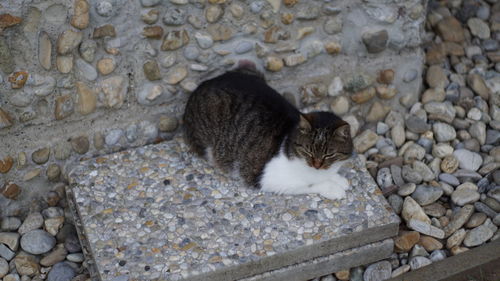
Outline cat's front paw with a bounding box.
[320,187,346,200]
[335,176,350,190]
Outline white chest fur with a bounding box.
[259,151,350,200]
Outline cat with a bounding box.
[183,66,353,200]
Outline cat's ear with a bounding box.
[299,114,312,131]
[334,124,351,139]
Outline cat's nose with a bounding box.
[312,159,323,169]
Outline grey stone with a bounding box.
[75,59,97,81]
[47,262,76,281]
[403,144,426,163]
[350,266,364,281]
[66,253,84,263]
[0,244,15,261]
[362,29,389,53]
[0,257,7,278]
[0,217,21,231]
[444,205,475,237]
[18,212,44,235]
[467,18,490,39]
[64,232,82,253]
[409,256,431,270]
[376,122,389,135]
[183,46,200,60]
[425,102,456,123]
[451,189,480,206]
[408,219,445,239]
[405,115,430,134]
[402,165,423,184]
[235,41,254,54]
[413,161,435,182]
[377,168,393,189]
[429,250,447,262]
[126,124,138,143]
[453,149,483,171]
[95,1,113,17]
[20,229,56,255]
[474,202,498,218]
[0,233,19,251]
[363,261,391,281]
[324,16,343,34]
[398,183,416,196]
[403,69,418,82]
[433,122,457,142]
[105,129,123,146]
[0,38,14,74]
[9,91,32,107]
[391,165,405,187]
[42,207,64,219]
[488,188,500,203]
[194,33,213,49]
[409,244,428,258]
[388,194,403,214]
[486,129,500,145]
[163,7,186,25]
[463,219,498,247]
[411,185,443,206]
[469,122,486,145]
[296,4,320,20]
[140,0,160,7]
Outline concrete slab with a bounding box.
[67,135,399,281]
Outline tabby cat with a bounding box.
[183,66,353,199]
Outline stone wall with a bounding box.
[0,0,427,215]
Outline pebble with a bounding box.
[402,197,431,224]
[75,59,97,81]
[443,205,474,237]
[453,149,483,171]
[398,183,416,197]
[40,245,67,267]
[446,228,466,249]
[362,29,388,53]
[388,194,403,214]
[391,264,410,277]
[463,219,497,247]
[96,1,113,17]
[467,18,490,39]
[353,130,378,153]
[394,231,420,252]
[474,202,497,218]
[163,7,186,25]
[466,213,487,228]
[409,256,432,270]
[66,253,84,262]
[411,185,443,206]
[363,261,391,281]
[20,229,56,254]
[47,262,76,281]
[194,33,214,49]
[0,244,15,261]
[31,148,51,166]
[18,212,44,235]
[0,258,7,278]
[0,217,21,231]
[451,188,480,206]
[57,29,82,55]
[408,219,445,239]
[79,40,97,63]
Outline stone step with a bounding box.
[66,136,399,281]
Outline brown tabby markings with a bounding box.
[183,69,353,187]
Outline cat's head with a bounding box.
[289,112,353,169]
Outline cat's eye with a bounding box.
[324,153,338,159]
